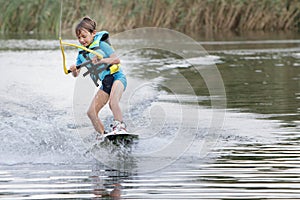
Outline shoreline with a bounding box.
[1,0,299,35]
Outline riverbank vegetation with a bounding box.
[0,0,299,36]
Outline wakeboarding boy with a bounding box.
[69,16,127,136]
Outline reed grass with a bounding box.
[0,0,299,36]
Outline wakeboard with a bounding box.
[102,129,138,144]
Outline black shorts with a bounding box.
[101,74,114,94]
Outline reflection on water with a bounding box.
[126,42,299,126]
[0,32,299,199]
[0,163,128,199]
[215,49,299,127]
[1,129,299,199]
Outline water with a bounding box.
[0,30,299,199]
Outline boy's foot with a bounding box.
[96,131,108,140]
[110,120,127,132]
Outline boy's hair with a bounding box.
[75,16,96,36]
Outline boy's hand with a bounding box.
[69,64,79,77]
[92,55,102,64]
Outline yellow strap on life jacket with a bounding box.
[110,64,120,74]
[89,40,100,48]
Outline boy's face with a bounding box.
[76,28,95,47]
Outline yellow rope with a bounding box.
[59,38,69,74]
[59,38,103,74]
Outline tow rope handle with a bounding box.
[59,37,120,87]
[59,37,103,75]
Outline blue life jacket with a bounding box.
[77,31,120,87]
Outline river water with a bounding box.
[0,29,299,199]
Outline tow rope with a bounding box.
[59,37,103,74]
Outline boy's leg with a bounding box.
[87,89,109,134]
[109,80,124,122]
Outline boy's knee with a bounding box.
[109,100,117,110]
[87,109,96,119]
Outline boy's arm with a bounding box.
[69,53,82,77]
[93,42,120,65]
